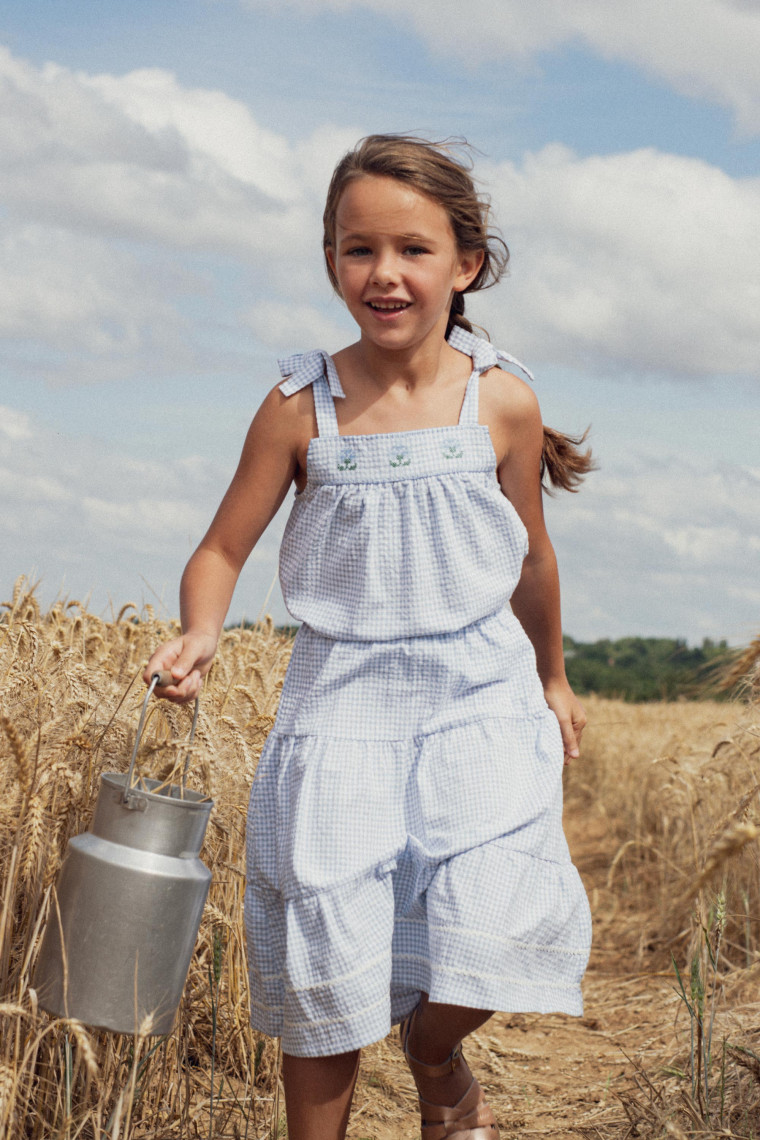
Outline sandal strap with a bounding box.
[399,1008,499,1138]
[400,1009,463,1080]
[419,1078,499,1140]
[407,1042,463,1081]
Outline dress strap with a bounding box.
[278,349,344,438]
[458,374,481,426]
[311,377,340,436]
[448,326,536,426]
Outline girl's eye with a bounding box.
[345,246,371,257]
[405,246,428,256]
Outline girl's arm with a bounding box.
[490,374,586,761]
[143,386,303,703]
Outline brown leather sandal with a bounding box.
[400,1010,500,1139]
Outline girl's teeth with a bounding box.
[370,302,408,310]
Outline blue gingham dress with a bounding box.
[244,327,591,1057]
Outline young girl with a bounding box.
[145,134,593,1140]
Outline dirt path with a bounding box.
[343,815,679,1139]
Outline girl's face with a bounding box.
[326,175,483,353]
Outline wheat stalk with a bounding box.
[681,819,760,902]
[0,713,32,797]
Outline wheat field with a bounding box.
[1,576,759,1138]
[0,578,291,1138]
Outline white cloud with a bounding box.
[0,407,33,440]
[241,300,354,353]
[0,223,193,370]
[546,451,760,644]
[0,466,72,507]
[84,67,304,202]
[471,145,760,376]
[0,406,289,621]
[0,45,363,383]
[241,0,760,134]
[1,43,758,386]
[0,46,349,262]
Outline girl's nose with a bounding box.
[370,253,399,286]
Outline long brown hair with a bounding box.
[323,134,594,492]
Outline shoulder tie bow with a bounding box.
[447,325,535,383]
[278,350,346,398]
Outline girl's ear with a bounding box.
[454,249,485,293]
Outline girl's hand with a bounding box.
[143,632,218,704]
[544,681,586,763]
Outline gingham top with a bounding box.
[277,327,535,640]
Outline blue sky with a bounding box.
[1,0,758,644]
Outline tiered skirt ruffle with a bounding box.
[244,607,591,1056]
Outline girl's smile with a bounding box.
[326,175,482,351]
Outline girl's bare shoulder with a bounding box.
[252,378,318,442]
[479,364,543,437]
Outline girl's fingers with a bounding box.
[563,705,586,762]
[143,639,183,686]
[543,685,584,763]
[152,669,202,705]
[562,721,580,761]
[143,639,209,703]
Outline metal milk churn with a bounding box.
[34,674,213,1035]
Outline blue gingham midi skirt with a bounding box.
[244,606,591,1057]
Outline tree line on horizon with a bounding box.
[561,634,732,701]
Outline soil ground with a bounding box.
[340,811,678,1139]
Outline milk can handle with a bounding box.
[123,673,200,800]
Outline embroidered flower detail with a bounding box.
[389,449,412,468]
[337,451,357,471]
[442,441,463,459]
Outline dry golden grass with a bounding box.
[564,676,760,1138]
[566,690,760,973]
[1,574,759,1138]
[1,577,292,1138]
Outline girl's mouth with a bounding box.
[366,301,411,312]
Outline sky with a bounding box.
[1,0,758,645]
